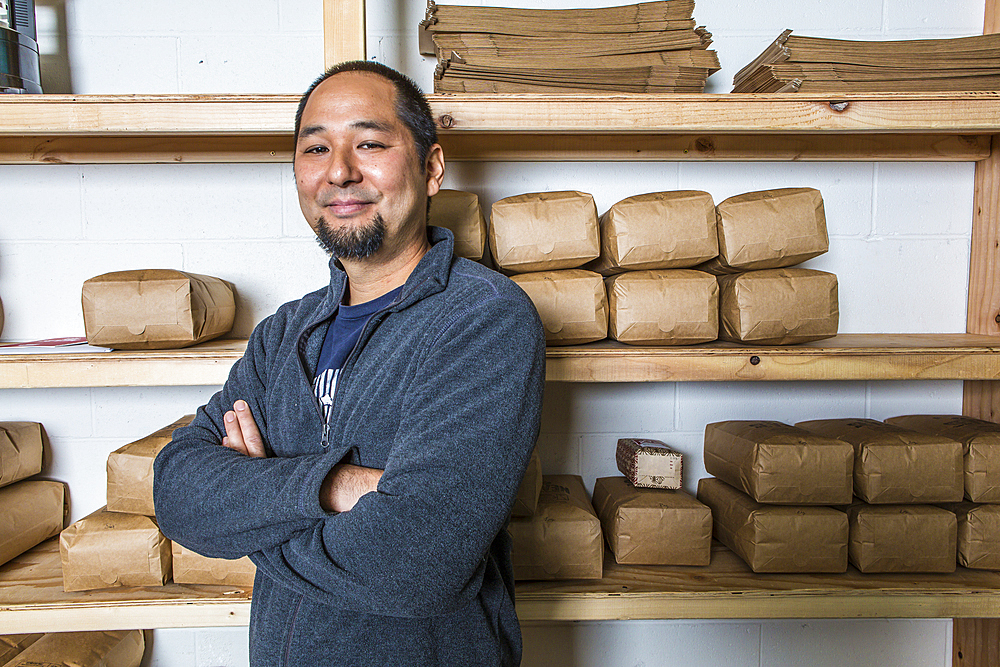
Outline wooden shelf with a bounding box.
[1,93,998,163]
[4,539,1000,633]
[3,334,999,388]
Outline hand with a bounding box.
[221,399,267,458]
[320,464,383,513]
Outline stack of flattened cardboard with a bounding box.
[733,30,1000,93]
[420,0,719,94]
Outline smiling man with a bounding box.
[153,61,546,667]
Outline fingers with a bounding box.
[233,400,267,458]
[222,409,251,456]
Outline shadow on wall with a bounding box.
[35,0,72,93]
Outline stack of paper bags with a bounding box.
[420,0,719,94]
[734,30,1000,93]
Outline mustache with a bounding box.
[317,189,377,206]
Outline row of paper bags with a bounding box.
[0,631,143,667]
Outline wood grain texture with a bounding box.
[323,0,366,67]
[0,135,294,164]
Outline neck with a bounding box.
[339,230,431,306]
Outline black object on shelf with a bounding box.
[1,0,41,94]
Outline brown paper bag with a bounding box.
[511,448,542,517]
[171,542,257,587]
[511,269,608,345]
[796,418,964,504]
[82,269,236,350]
[699,187,829,274]
[107,415,195,516]
[886,414,1000,503]
[593,476,711,565]
[60,507,171,592]
[0,634,43,665]
[940,502,1000,570]
[429,189,487,261]
[615,438,683,489]
[847,503,957,573]
[509,474,603,580]
[697,477,848,573]
[489,191,600,273]
[588,191,718,274]
[0,480,66,567]
[718,268,839,344]
[606,270,719,345]
[704,421,853,505]
[5,630,144,667]
[0,421,45,488]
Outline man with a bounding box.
[153,60,546,666]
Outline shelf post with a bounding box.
[323,0,367,68]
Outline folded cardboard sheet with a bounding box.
[796,418,964,504]
[0,421,44,488]
[82,269,235,350]
[615,437,683,489]
[512,448,542,517]
[590,191,718,274]
[606,269,719,345]
[60,507,172,592]
[0,633,42,664]
[511,269,608,345]
[593,476,711,565]
[4,630,144,667]
[699,187,829,274]
[941,502,1000,570]
[718,268,839,344]
[886,414,1000,503]
[428,189,487,261]
[107,415,195,516]
[0,480,65,567]
[489,191,600,273]
[846,503,957,573]
[509,474,603,580]
[703,421,853,505]
[171,542,257,587]
[697,477,848,573]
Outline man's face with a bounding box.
[293,72,443,260]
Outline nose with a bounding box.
[325,145,361,187]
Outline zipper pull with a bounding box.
[321,422,330,449]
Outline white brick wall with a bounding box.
[2,0,988,665]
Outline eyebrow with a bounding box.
[297,119,395,141]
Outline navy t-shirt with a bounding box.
[313,286,402,426]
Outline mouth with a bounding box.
[323,199,374,218]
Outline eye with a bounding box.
[302,145,329,155]
[358,141,386,150]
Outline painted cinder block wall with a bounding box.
[0,0,987,664]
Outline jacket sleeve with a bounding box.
[251,292,546,617]
[153,312,338,559]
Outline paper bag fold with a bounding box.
[511,269,608,345]
[0,480,66,567]
[107,415,195,516]
[489,191,600,273]
[0,421,45,488]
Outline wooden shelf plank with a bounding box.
[3,540,1000,633]
[3,335,1000,388]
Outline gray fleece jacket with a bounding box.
[153,226,546,667]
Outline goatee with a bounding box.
[315,213,386,259]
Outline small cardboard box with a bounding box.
[846,503,957,573]
[697,477,848,573]
[60,507,172,592]
[886,414,1000,503]
[0,634,42,665]
[171,542,257,587]
[593,476,711,565]
[512,448,542,517]
[510,269,608,345]
[588,191,718,274]
[4,630,144,667]
[699,187,829,274]
[428,189,487,261]
[0,421,45,488]
[796,418,964,504]
[509,474,603,580]
[107,415,195,516]
[489,191,600,273]
[615,438,683,489]
[0,480,66,567]
[940,502,1000,570]
[703,421,854,505]
[606,270,719,346]
[82,269,236,350]
[718,268,839,345]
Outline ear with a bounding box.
[424,144,445,197]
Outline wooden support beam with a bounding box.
[323,0,366,68]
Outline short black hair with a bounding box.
[294,60,438,166]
